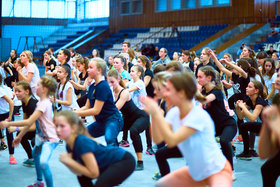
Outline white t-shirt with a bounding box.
[57,82,80,110]
[127,79,147,109]
[0,85,13,114]
[22,63,40,97]
[264,73,277,94]
[165,106,226,181]
[36,98,59,143]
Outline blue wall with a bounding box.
[2,25,64,54]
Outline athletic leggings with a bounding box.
[19,131,35,159]
[0,112,14,155]
[77,152,135,187]
[240,122,262,153]
[217,123,237,170]
[155,145,182,176]
[261,151,280,187]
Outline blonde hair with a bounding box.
[108,69,126,88]
[153,71,172,90]
[40,76,57,96]
[91,57,108,80]
[22,50,33,63]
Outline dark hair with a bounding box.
[256,51,267,59]
[138,55,151,69]
[15,81,35,99]
[153,64,166,74]
[122,41,131,47]
[199,66,225,95]
[262,58,276,79]
[92,49,100,57]
[169,72,197,100]
[44,50,51,56]
[60,49,71,64]
[48,48,54,53]
[114,54,128,71]
[251,80,267,99]
[57,65,71,98]
[132,65,144,80]
[165,61,184,72]
[11,49,17,57]
[108,69,126,88]
[0,74,2,85]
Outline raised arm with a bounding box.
[208,50,232,78]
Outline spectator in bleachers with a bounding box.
[237,44,246,56]
[44,50,56,76]
[122,41,130,53]
[151,48,170,70]
[181,50,194,72]
[153,46,160,61]
[136,50,142,58]
[68,48,76,58]
[267,46,277,57]
[256,51,268,72]
[141,44,150,57]
[91,49,100,58]
[172,52,180,61]
[127,48,137,65]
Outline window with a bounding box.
[32,1,48,18]
[14,0,30,17]
[183,0,196,9]
[216,0,230,5]
[200,0,213,7]
[120,0,142,15]
[85,0,109,18]
[2,0,14,17]
[156,0,167,12]
[169,0,181,10]
[155,0,231,11]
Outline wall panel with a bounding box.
[110,0,276,33]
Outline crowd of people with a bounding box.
[0,40,279,187]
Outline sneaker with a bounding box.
[249,150,259,157]
[23,159,35,168]
[59,140,63,144]
[119,140,129,147]
[152,172,162,180]
[0,142,7,150]
[27,182,44,187]
[236,152,252,161]
[9,156,17,164]
[232,171,237,181]
[146,147,155,155]
[135,161,144,171]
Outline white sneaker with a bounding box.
[232,171,237,181]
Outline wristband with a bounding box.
[16,127,19,132]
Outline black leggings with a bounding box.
[217,124,237,170]
[0,113,14,155]
[19,131,35,159]
[155,145,182,176]
[261,151,280,187]
[240,122,262,153]
[77,152,135,187]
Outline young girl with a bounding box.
[197,66,237,175]
[151,72,183,181]
[0,76,59,187]
[74,56,89,97]
[113,55,131,84]
[17,50,40,99]
[236,80,268,159]
[195,47,218,77]
[259,69,280,187]
[75,58,123,146]
[262,58,277,104]
[44,50,56,75]
[118,65,148,147]
[54,110,135,186]
[55,65,79,111]
[0,74,16,164]
[8,81,37,167]
[140,72,232,186]
[108,56,115,70]
[108,69,149,170]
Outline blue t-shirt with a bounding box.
[121,70,131,81]
[87,80,119,122]
[68,135,126,170]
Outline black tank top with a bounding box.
[115,89,141,118]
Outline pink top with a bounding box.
[36,98,59,142]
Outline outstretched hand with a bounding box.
[139,96,160,116]
[12,137,22,147]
